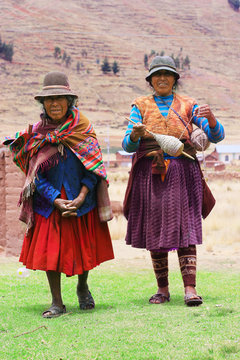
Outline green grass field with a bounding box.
[0,260,239,360]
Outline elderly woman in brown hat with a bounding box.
[122,56,225,306]
[4,71,114,317]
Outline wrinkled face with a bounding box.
[43,95,69,122]
[151,70,176,96]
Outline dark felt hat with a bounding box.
[34,71,78,100]
[146,56,180,82]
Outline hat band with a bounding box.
[150,64,177,72]
[42,85,71,90]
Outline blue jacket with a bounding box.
[33,147,98,218]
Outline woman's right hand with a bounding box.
[130,123,146,142]
[57,184,89,217]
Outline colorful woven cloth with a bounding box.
[4,107,112,227]
[5,107,107,180]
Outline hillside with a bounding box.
[1,0,240,149]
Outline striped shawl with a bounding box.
[4,107,112,227]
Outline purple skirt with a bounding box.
[125,157,203,251]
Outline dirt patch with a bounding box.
[1,240,239,273]
[111,240,240,272]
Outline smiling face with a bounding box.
[43,95,69,123]
[150,70,176,96]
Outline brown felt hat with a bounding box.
[146,56,180,82]
[34,71,78,100]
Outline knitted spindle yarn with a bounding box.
[150,132,184,157]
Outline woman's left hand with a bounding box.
[62,186,89,217]
[193,104,217,128]
[54,198,77,214]
[62,196,85,217]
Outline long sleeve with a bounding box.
[192,104,225,143]
[34,172,61,205]
[81,165,98,191]
[33,147,98,218]
[122,96,225,154]
[122,95,173,152]
[122,105,142,152]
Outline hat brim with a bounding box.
[34,88,78,100]
[146,66,180,82]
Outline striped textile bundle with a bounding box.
[3,107,111,228]
[4,107,107,181]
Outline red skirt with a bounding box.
[19,194,114,276]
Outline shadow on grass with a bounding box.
[129,293,187,307]
[19,302,118,317]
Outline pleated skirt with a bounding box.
[125,157,203,251]
[20,190,114,276]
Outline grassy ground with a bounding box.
[0,260,239,360]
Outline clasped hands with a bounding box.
[54,194,86,217]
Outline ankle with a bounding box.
[51,299,63,307]
[157,286,169,296]
[77,283,89,291]
[185,286,197,295]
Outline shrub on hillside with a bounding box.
[101,57,111,74]
[112,60,120,74]
[0,37,14,62]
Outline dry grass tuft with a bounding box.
[108,215,127,240]
[108,169,130,184]
[203,179,240,246]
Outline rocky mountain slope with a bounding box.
[1,0,240,148]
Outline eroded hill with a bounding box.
[1,0,240,148]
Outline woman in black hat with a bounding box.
[4,71,114,317]
[122,56,225,306]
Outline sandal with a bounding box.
[77,289,95,310]
[149,293,170,304]
[184,294,203,307]
[42,304,66,318]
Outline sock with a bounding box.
[150,251,169,288]
[177,245,197,287]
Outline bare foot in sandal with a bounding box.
[77,287,95,310]
[149,286,170,304]
[149,293,170,304]
[42,304,66,318]
[184,294,203,306]
[77,271,95,310]
[184,286,203,306]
